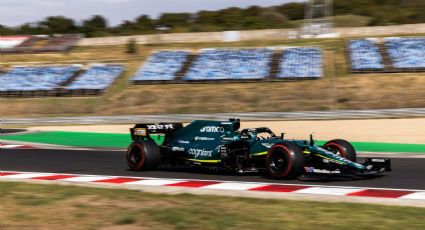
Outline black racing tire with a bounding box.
[266,142,305,179]
[324,139,356,162]
[126,140,161,171]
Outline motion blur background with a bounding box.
[1,1,425,229]
[0,0,424,118]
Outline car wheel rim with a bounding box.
[330,148,341,156]
[269,152,286,174]
[129,146,142,165]
[325,143,346,158]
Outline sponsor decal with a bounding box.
[188,149,213,157]
[261,143,273,148]
[305,167,341,174]
[194,136,215,141]
[304,167,314,173]
[222,137,234,141]
[200,126,224,133]
[172,147,185,152]
[371,158,386,163]
[178,140,190,144]
[147,124,174,130]
[219,145,228,157]
[134,128,147,136]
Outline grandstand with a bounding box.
[132,47,323,83]
[66,64,124,95]
[0,64,124,97]
[277,47,323,79]
[385,37,425,70]
[348,39,384,72]
[37,34,82,52]
[183,48,273,81]
[347,37,425,73]
[0,36,30,49]
[0,65,81,96]
[2,35,424,98]
[0,34,81,54]
[132,51,191,82]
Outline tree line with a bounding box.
[0,0,424,37]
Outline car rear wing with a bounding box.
[130,123,183,145]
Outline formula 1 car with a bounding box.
[126,119,391,179]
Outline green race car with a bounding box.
[126,119,391,179]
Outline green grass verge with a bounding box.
[0,181,424,229]
[2,131,425,153]
[1,131,130,148]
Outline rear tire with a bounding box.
[266,142,305,179]
[324,139,356,162]
[126,140,161,171]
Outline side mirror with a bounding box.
[310,133,315,146]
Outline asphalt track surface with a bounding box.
[0,129,27,134]
[1,148,424,190]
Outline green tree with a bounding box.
[0,25,15,35]
[39,16,77,34]
[277,3,305,20]
[260,8,288,28]
[159,13,191,28]
[82,15,108,37]
[136,15,155,32]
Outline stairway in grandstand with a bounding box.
[268,50,283,79]
[377,43,395,72]
[59,68,84,87]
[175,54,198,80]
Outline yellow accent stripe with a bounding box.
[315,154,344,164]
[303,150,311,154]
[187,159,221,163]
[252,151,268,156]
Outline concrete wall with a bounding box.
[336,23,425,37]
[76,23,425,47]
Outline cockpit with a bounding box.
[240,127,278,140]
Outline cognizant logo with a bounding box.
[200,126,224,133]
[188,149,213,157]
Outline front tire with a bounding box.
[324,139,356,162]
[126,140,161,171]
[266,142,305,179]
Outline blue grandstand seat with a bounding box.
[277,47,323,78]
[348,39,384,70]
[385,37,425,69]
[183,48,272,81]
[132,51,190,81]
[0,65,80,92]
[66,64,124,90]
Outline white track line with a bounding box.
[202,182,266,190]
[400,192,425,200]
[125,179,182,186]
[294,187,364,196]
[60,176,112,182]
[1,173,51,179]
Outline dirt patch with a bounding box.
[62,195,180,210]
[99,225,148,230]
[29,118,425,144]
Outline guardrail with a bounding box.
[2,108,425,126]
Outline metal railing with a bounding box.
[2,108,425,126]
